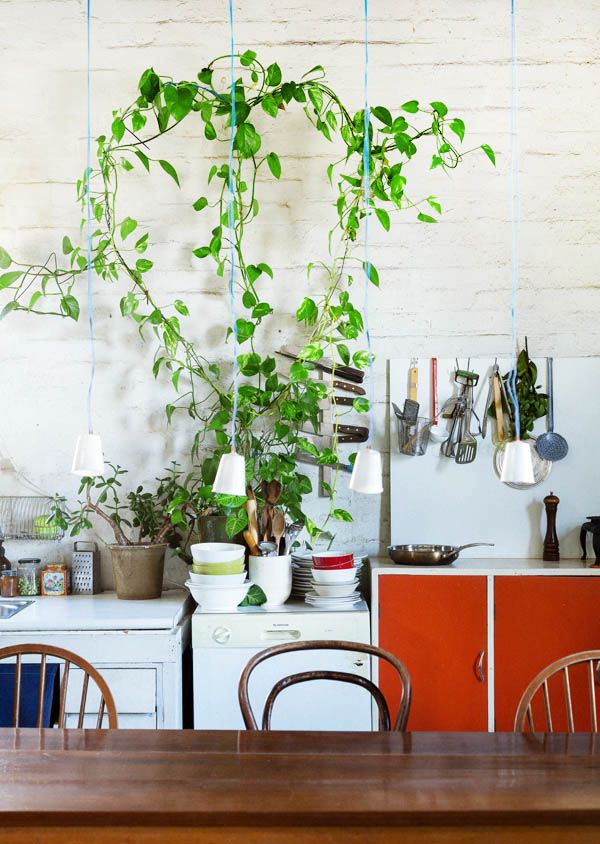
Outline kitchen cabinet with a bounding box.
[378,574,488,730]
[0,591,192,728]
[494,576,600,731]
[373,560,600,732]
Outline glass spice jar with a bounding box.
[17,559,40,596]
[1,570,19,598]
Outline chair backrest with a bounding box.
[238,639,411,731]
[514,650,600,733]
[0,643,118,729]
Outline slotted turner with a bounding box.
[455,386,477,464]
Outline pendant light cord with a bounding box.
[506,0,522,439]
[227,0,239,450]
[85,0,96,435]
[362,0,375,445]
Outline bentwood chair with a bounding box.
[238,640,412,731]
[514,650,600,733]
[0,643,118,729]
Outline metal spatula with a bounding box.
[455,387,477,464]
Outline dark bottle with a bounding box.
[0,540,11,572]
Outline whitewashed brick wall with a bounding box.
[0,1,598,579]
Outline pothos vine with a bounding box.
[0,52,494,540]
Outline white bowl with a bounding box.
[185,579,252,610]
[190,542,246,564]
[189,571,247,586]
[312,566,358,584]
[312,580,359,597]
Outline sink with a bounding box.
[0,599,34,619]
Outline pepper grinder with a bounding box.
[543,491,560,562]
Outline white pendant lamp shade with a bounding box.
[500,439,534,485]
[212,450,246,496]
[71,433,104,477]
[349,447,383,494]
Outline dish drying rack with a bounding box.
[0,496,64,541]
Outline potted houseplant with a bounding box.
[0,55,494,546]
[52,463,196,599]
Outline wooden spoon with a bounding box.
[245,486,260,548]
[272,510,286,556]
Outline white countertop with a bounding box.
[0,589,191,631]
[371,557,600,576]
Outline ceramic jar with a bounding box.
[248,554,292,608]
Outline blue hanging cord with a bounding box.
[505,0,522,439]
[362,0,376,445]
[227,0,239,451]
[85,0,96,436]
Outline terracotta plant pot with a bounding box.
[109,544,166,600]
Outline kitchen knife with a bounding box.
[300,422,368,437]
[332,380,366,396]
[294,452,353,473]
[277,345,364,384]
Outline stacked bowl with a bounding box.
[185,543,251,610]
[305,552,362,609]
[291,551,364,599]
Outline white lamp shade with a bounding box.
[500,439,535,485]
[349,447,383,494]
[72,433,104,477]
[212,451,246,496]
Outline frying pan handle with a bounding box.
[455,543,495,552]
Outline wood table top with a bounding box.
[0,729,599,828]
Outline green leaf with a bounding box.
[240,49,257,67]
[430,101,448,118]
[352,397,370,414]
[120,216,137,240]
[258,262,273,278]
[332,508,353,523]
[120,292,137,316]
[417,212,437,223]
[136,258,153,273]
[449,117,465,142]
[135,233,149,253]
[296,297,318,324]
[252,302,272,319]
[266,63,282,86]
[237,352,261,376]
[0,301,18,319]
[298,343,323,362]
[134,150,150,172]
[301,64,325,79]
[208,164,218,184]
[60,295,80,321]
[289,361,309,383]
[193,246,210,259]
[401,100,419,113]
[0,247,11,269]
[353,350,371,369]
[375,208,390,232]
[362,261,379,287]
[28,291,42,311]
[158,159,180,187]
[62,235,73,255]
[481,144,496,166]
[235,123,261,158]
[238,584,266,607]
[174,299,189,316]
[235,318,255,343]
[139,68,160,102]
[266,152,281,179]
[193,196,208,212]
[225,509,248,538]
[0,271,22,290]
[111,117,125,142]
[308,86,323,113]
[372,106,392,127]
[246,264,262,284]
[337,344,350,365]
[164,84,194,121]
[131,111,146,132]
[426,196,442,214]
[204,121,217,141]
[261,94,279,118]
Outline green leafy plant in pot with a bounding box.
[52,463,196,600]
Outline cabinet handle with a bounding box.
[474,649,485,683]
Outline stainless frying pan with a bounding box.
[388,542,495,566]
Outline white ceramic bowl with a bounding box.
[190,542,246,564]
[189,571,247,586]
[312,566,358,584]
[185,579,252,610]
[312,580,359,597]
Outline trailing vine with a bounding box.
[0,52,494,540]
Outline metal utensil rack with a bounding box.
[0,496,64,541]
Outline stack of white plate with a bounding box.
[291,552,365,599]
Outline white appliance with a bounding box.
[192,600,372,730]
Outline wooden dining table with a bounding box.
[0,728,599,843]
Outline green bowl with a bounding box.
[192,559,245,575]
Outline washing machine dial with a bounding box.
[212,626,231,645]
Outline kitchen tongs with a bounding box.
[277,345,365,384]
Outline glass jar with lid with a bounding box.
[17,559,40,596]
[1,570,19,598]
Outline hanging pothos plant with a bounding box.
[0,52,494,540]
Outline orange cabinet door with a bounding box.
[378,575,488,731]
[494,576,600,731]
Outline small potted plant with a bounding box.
[52,463,195,600]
